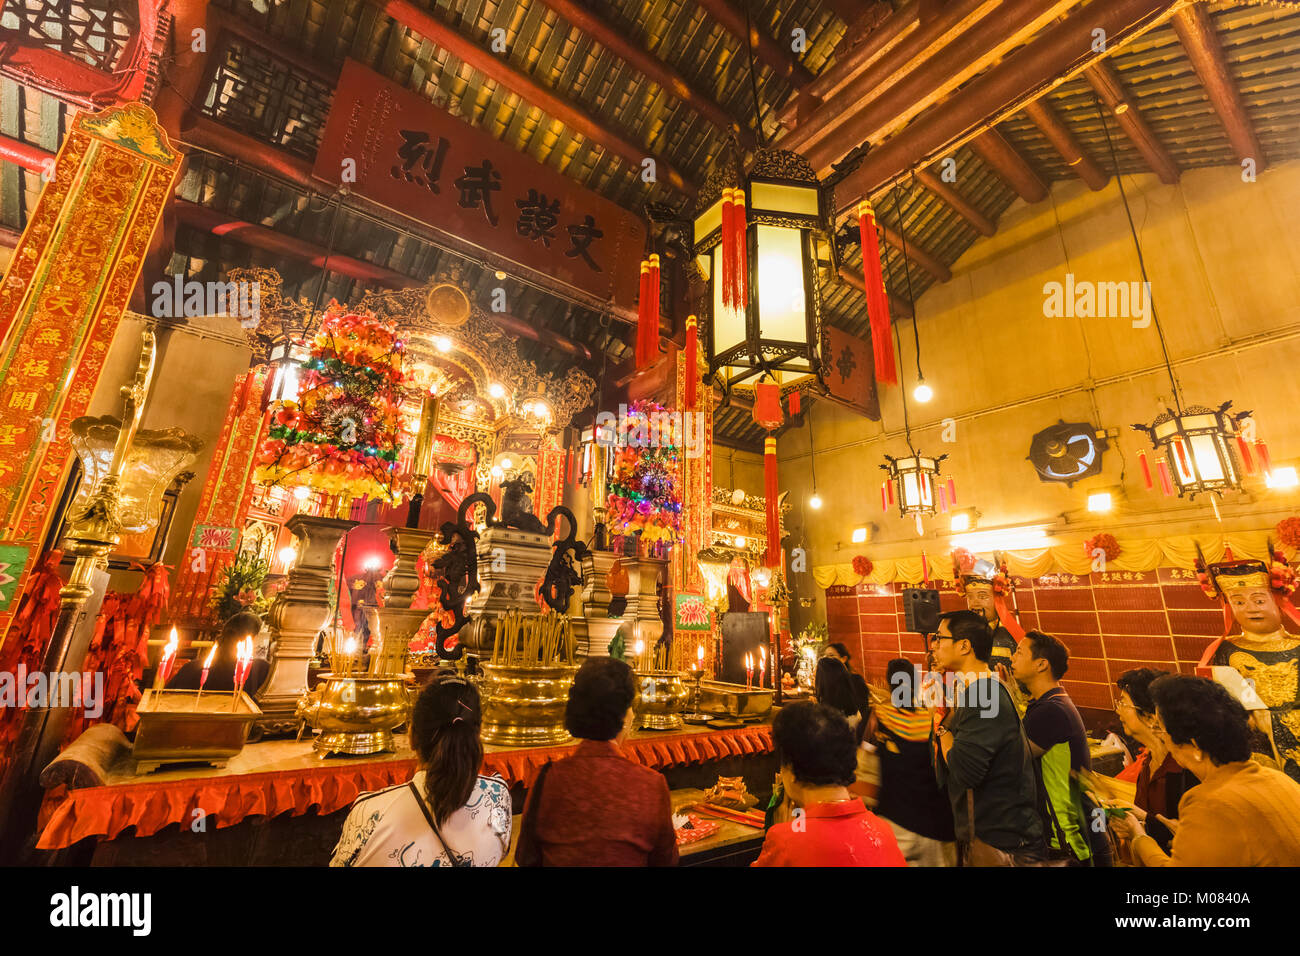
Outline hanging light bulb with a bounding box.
[913,380,933,403]
[809,493,823,510]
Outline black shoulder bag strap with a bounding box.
[408,782,471,867]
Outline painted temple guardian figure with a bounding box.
[1196,546,1300,783]
[952,549,1023,678]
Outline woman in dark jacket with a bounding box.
[870,658,957,866]
[1115,668,1196,853]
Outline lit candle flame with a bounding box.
[202,645,217,669]
[164,627,179,658]
[697,645,704,662]
[344,637,358,655]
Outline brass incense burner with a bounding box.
[635,670,690,731]
[298,675,413,756]
[480,663,577,747]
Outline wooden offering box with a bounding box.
[132,689,262,773]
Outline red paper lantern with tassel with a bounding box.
[752,379,784,432]
[857,201,897,387]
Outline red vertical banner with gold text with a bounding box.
[171,367,272,624]
[0,103,183,630]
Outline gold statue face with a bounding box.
[1227,587,1284,636]
[965,583,997,622]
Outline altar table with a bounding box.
[37,722,774,855]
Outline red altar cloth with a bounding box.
[36,724,773,850]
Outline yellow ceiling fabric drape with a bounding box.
[812,529,1278,588]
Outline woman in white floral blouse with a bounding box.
[331,675,511,867]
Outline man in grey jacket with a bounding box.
[929,609,1046,865]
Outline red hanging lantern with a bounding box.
[857,200,897,387]
[752,379,784,432]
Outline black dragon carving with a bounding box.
[539,505,588,614]
[431,491,495,660]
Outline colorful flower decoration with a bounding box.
[1276,517,1300,551]
[255,307,409,503]
[1084,533,1121,563]
[604,399,684,553]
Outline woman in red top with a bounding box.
[753,701,907,867]
[516,657,678,867]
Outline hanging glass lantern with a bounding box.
[692,148,830,397]
[696,545,734,613]
[883,452,947,533]
[266,333,310,404]
[1133,402,1246,498]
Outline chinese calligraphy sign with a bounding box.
[314,60,644,313]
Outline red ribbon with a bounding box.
[1138,449,1153,489]
[1236,438,1255,475]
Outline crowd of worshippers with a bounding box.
[328,608,1300,867]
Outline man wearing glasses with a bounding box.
[929,610,1046,866]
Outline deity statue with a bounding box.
[952,549,1023,673]
[1196,545,1300,782]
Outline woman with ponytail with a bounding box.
[331,674,511,866]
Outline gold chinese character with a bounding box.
[0,424,22,445]
[34,328,62,346]
[19,359,49,377]
[7,391,37,412]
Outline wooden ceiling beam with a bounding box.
[1084,59,1180,184]
[837,265,914,319]
[1023,97,1109,190]
[830,0,1176,213]
[878,224,952,283]
[363,0,696,194]
[781,0,999,157]
[777,0,921,126]
[1171,2,1266,168]
[795,0,1081,173]
[531,0,757,148]
[691,0,814,88]
[913,167,996,236]
[968,128,1049,203]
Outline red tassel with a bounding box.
[721,190,736,312]
[735,190,749,309]
[938,484,949,513]
[1138,449,1154,489]
[1173,438,1192,478]
[1237,437,1255,475]
[1257,441,1272,474]
[788,391,801,415]
[857,201,897,386]
[880,482,888,513]
[886,477,895,506]
[685,315,698,409]
[1157,459,1176,496]
[565,446,574,486]
[946,478,956,507]
[921,552,930,587]
[764,437,780,567]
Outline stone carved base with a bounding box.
[463,528,555,658]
